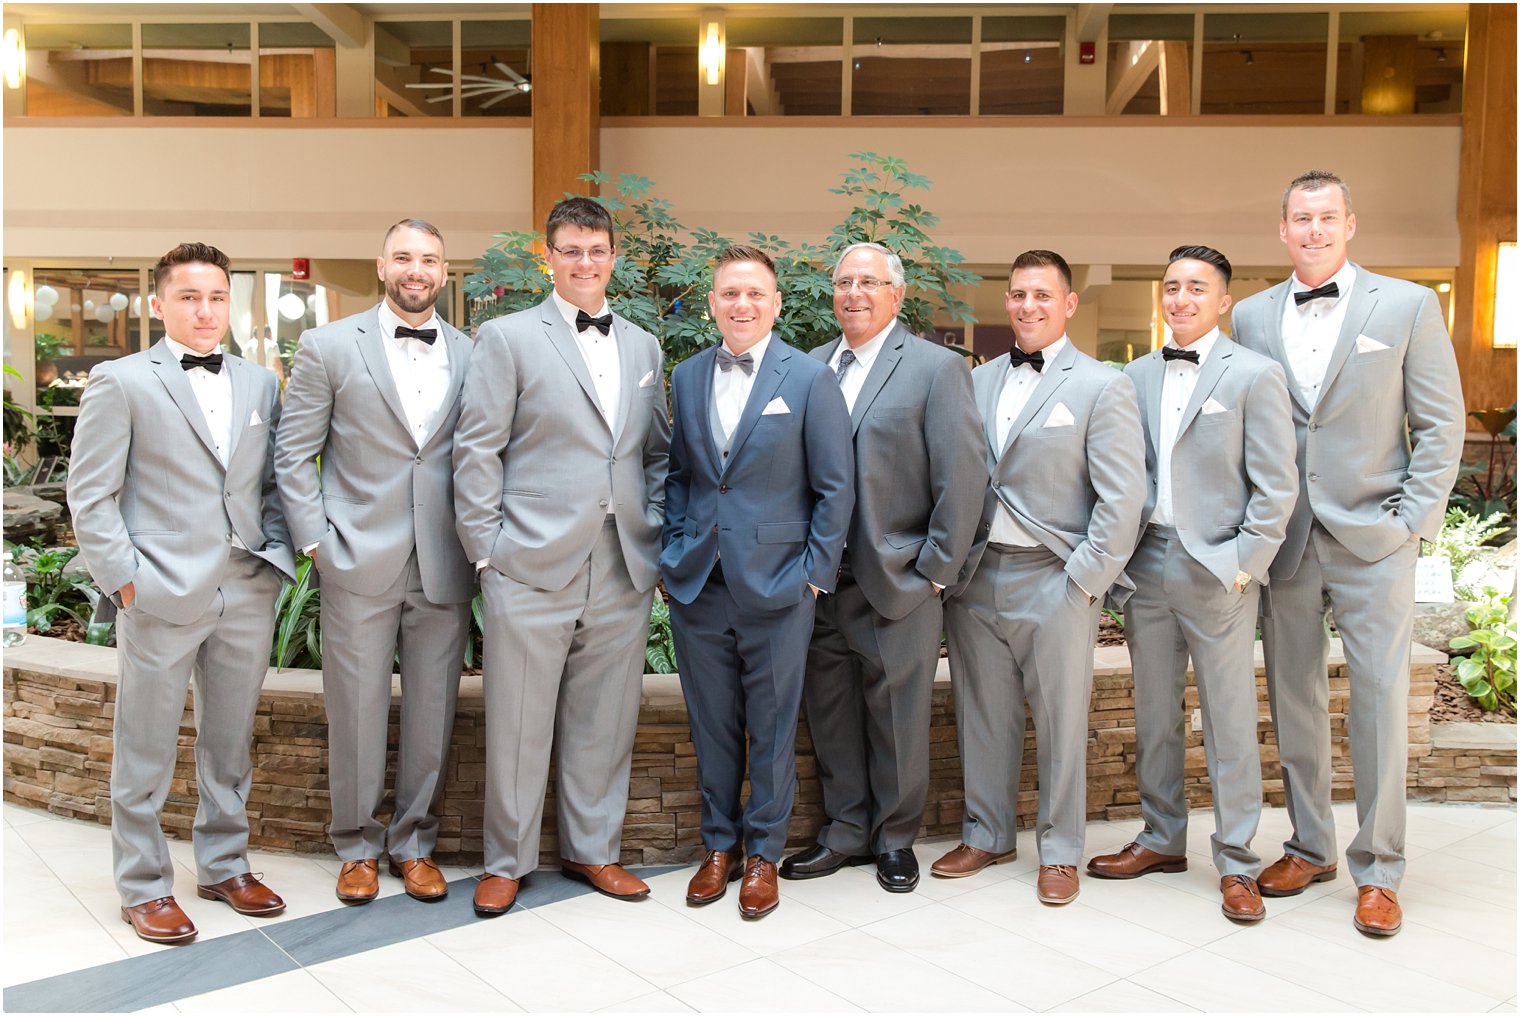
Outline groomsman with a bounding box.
[453,197,670,915]
[662,244,853,919]
[69,243,295,942]
[780,242,982,893]
[1232,171,1464,936]
[277,219,475,904]
[1088,245,1297,923]
[936,250,1145,905]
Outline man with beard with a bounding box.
[276,219,476,905]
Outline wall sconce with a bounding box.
[1494,242,1516,349]
[8,269,31,330]
[2,28,23,90]
[700,18,724,87]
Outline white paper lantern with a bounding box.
[33,302,53,322]
[131,295,142,316]
[34,285,58,306]
[70,302,81,312]
[83,299,95,313]
[277,292,307,321]
[109,293,129,311]
[94,304,115,323]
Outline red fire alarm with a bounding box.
[1079,41,1096,65]
[292,258,310,280]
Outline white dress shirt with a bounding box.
[713,333,771,444]
[552,290,621,434]
[377,300,451,449]
[166,335,247,551]
[827,323,892,413]
[1152,327,1220,526]
[989,335,1069,548]
[1280,260,1356,410]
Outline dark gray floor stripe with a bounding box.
[3,866,682,1013]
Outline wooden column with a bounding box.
[532,4,599,230]
[1453,4,1517,415]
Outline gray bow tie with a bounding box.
[716,348,754,376]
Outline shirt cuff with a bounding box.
[301,543,318,555]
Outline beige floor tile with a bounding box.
[668,957,863,1012]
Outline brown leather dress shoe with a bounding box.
[197,872,286,915]
[1258,854,1337,897]
[561,860,651,900]
[473,873,520,915]
[1037,864,1080,905]
[930,843,1016,878]
[1353,886,1402,937]
[1087,841,1188,880]
[686,850,744,905]
[738,856,780,919]
[336,859,380,903]
[1220,874,1266,923]
[121,897,197,944]
[388,857,448,900]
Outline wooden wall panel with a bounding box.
[531,4,599,229]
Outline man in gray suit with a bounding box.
[779,242,982,894]
[453,197,670,915]
[276,219,475,905]
[1232,171,1465,937]
[1089,245,1297,923]
[69,243,295,943]
[935,250,1145,906]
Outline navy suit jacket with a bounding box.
[661,338,855,612]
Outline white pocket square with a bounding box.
[249,409,265,426]
[1201,397,1229,415]
[1355,334,1391,353]
[1043,402,1075,428]
[761,397,790,416]
[638,369,657,388]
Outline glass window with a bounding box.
[599,18,699,116]
[726,17,843,116]
[265,275,332,374]
[374,21,452,118]
[259,22,336,118]
[1107,14,1193,115]
[852,17,972,116]
[23,23,133,116]
[1201,13,1330,115]
[32,270,142,406]
[980,16,1064,115]
[1334,10,1465,115]
[460,20,532,117]
[142,23,252,116]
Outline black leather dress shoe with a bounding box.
[779,842,868,880]
[876,848,920,893]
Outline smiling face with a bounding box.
[709,258,782,354]
[377,226,447,324]
[150,261,230,355]
[1162,258,1232,347]
[1005,265,1078,353]
[545,223,615,314]
[833,247,904,347]
[1280,184,1356,288]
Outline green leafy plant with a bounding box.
[1434,507,1511,600]
[32,332,70,366]
[4,364,36,467]
[270,555,322,669]
[646,595,678,674]
[6,542,112,644]
[1448,587,1517,712]
[1450,404,1517,528]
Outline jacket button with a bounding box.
[1308,473,1318,482]
[415,456,423,464]
[719,484,729,493]
[711,525,719,534]
[1309,423,1319,431]
[599,499,609,508]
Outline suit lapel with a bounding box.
[1315,266,1378,407]
[540,300,609,431]
[1174,340,1232,441]
[722,340,790,474]
[223,353,252,462]
[979,354,1007,463]
[418,322,469,451]
[689,346,722,473]
[149,340,222,466]
[354,309,411,435]
[1257,280,1312,415]
[1001,341,1074,459]
[611,315,643,443]
[848,325,905,436]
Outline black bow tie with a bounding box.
[1008,347,1044,373]
[1162,347,1200,364]
[1293,281,1339,306]
[576,310,613,335]
[180,352,224,374]
[716,348,755,375]
[395,325,437,344]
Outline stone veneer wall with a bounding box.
[5,639,1508,868]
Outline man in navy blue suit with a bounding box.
[661,244,854,920]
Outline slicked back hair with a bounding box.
[1167,245,1233,288]
[1008,249,1073,292]
[833,242,905,288]
[1281,169,1353,218]
[153,242,231,293]
[714,244,777,283]
[546,197,616,249]
[382,217,445,256]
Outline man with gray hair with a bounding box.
[780,242,983,893]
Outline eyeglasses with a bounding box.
[547,244,615,264]
[832,276,891,293]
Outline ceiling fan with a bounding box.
[405,60,531,108]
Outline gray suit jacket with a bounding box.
[810,324,985,620]
[275,306,476,604]
[953,341,1146,599]
[452,300,670,594]
[1119,336,1298,601]
[1232,265,1465,578]
[67,341,295,626]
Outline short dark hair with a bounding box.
[1167,245,1233,287]
[1281,169,1353,218]
[1008,249,1072,292]
[382,217,445,255]
[546,197,616,248]
[714,243,777,282]
[153,242,231,293]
